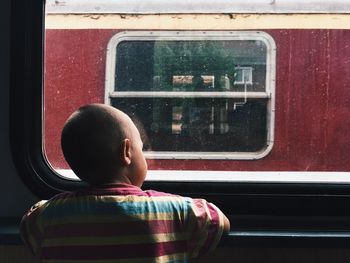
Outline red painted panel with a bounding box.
[44,29,350,172]
[44,30,113,169]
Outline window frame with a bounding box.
[105,30,276,160]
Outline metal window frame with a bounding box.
[105,30,276,160]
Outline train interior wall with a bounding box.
[3,247,350,263]
[2,1,350,262]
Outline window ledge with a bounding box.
[2,218,350,247]
[221,230,350,247]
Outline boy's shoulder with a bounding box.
[24,184,193,219]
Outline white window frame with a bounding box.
[105,31,276,160]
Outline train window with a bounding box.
[105,31,276,160]
[13,0,342,186]
[41,3,350,184]
[12,0,350,244]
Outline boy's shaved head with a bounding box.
[61,104,143,185]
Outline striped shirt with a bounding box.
[20,183,225,263]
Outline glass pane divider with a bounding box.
[109,91,270,98]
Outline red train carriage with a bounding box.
[43,0,350,182]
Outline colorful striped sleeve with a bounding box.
[186,198,225,258]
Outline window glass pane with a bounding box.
[115,40,266,92]
[111,98,267,152]
[43,3,350,183]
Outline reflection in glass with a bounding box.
[115,40,266,92]
[111,98,267,152]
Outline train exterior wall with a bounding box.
[44,15,350,173]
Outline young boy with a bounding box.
[20,103,230,262]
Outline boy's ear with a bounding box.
[121,139,132,165]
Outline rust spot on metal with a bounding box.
[54,0,66,6]
[82,14,101,20]
[118,14,142,19]
[171,15,183,19]
[90,15,101,20]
